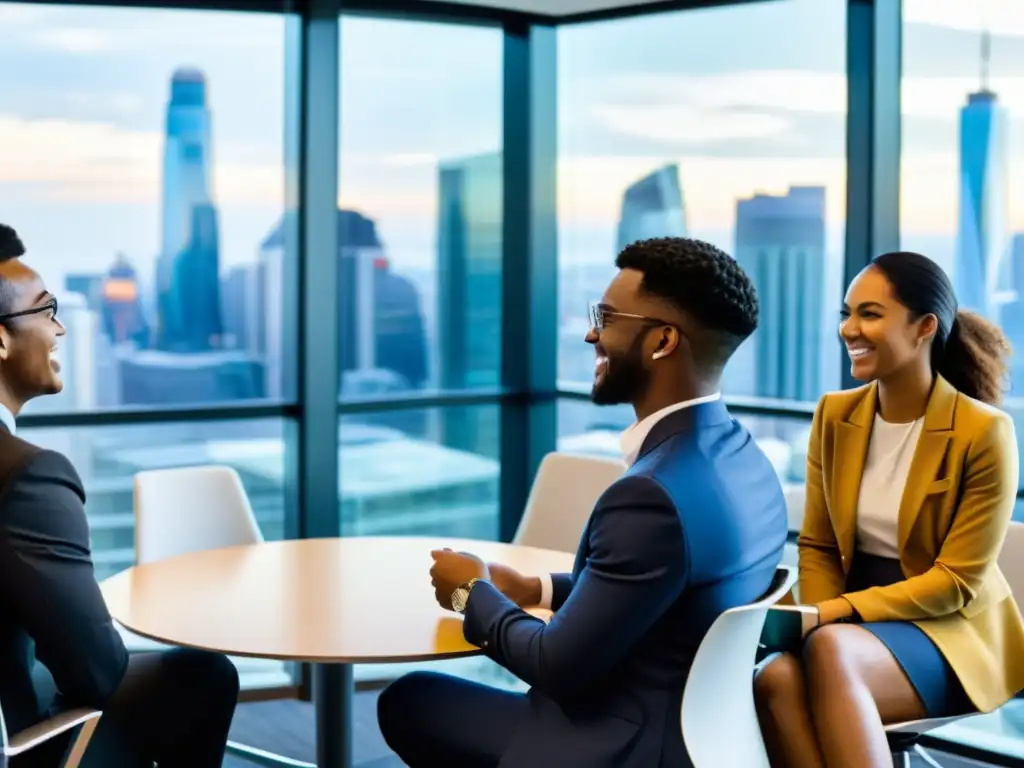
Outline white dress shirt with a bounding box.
[0,403,15,435]
[535,393,722,610]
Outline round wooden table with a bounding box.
[101,537,574,768]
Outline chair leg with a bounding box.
[62,717,100,768]
[225,740,316,768]
[912,743,944,768]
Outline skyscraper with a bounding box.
[731,186,826,402]
[259,209,428,400]
[615,163,687,252]
[101,254,148,347]
[437,152,502,461]
[956,30,1008,318]
[156,67,221,351]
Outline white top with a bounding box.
[855,414,924,558]
[537,392,722,609]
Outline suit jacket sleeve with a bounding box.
[0,449,129,707]
[462,475,687,700]
[797,394,846,604]
[844,413,1018,622]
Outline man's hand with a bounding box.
[430,549,489,611]
[488,562,542,607]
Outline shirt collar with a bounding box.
[619,392,721,466]
[0,403,15,435]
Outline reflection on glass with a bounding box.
[1,5,289,412]
[338,404,505,687]
[20,419,290,690]
[337,17,503,401]
[338,405,500,542]
[557,0,846,406]
[903,2,1024,757]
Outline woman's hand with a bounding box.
[815,597,855,626]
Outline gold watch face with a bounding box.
[451,587,468,613]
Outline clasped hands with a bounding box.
[429,548,538,612]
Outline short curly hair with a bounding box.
[615,237,758,366]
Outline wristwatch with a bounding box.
[451,578,481,614]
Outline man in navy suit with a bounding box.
[377,237,789,767]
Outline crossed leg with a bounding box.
[754,624,927,768]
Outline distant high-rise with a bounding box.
[956,30,1008,318]
[437,152,502,463]
[259,209,428,399]
[157,68,221,351]
[101,254,148,347]
[731,186,826,402]
[615,163,687,252]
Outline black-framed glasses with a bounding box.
[0,298,58,323]
[588,301,676,332]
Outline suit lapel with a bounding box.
[833,384,875,568]
[896,377,955,552]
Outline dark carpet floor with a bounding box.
[223,690,998,768]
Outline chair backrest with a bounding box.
[134,465,263,564]
[681,565,798,768]
[999,521,1024,609]
[512,452,626,553]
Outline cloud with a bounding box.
[591,103,790,144]
[32,27,112,54]
[904,0,1024,37]
[0,113,282,205]
[596,70,847,117]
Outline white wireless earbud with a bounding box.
[652,350,666,360]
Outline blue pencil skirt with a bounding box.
[846,553,975,718]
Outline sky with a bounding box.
[1,0,1023,291]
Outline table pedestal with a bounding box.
[314,663,354,768]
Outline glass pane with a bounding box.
[0,4,292,413]
[902,2,1024,756]
[558,0,846,405]
[337,17,503,401]
[19,418,292,692]
[338,403,502,686]
[902,1,1024,502]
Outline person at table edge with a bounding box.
[377,237,789,767]
[0,224,239,768]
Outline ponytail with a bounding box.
[934,309,1010,406]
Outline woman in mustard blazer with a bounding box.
[754,251,1024,767]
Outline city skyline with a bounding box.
[2,1,1023,288]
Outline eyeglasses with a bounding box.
[0,298,59,323]
[588,301,676,332]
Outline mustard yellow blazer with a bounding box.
[799,375,1024,712]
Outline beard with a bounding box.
[591,336,650,406]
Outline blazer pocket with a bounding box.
[925,477,953,496]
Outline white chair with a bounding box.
[513,452,626,552]
[133,465,312,768]
[681,565,798,767]
[883,520,1024,767]
[1,700,100,768]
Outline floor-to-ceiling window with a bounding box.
[0,1,295,692]
[901,0,1024,756]
[555,0,846,519]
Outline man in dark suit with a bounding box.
[377,237,789,766]
[0,224,239,767]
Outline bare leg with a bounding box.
[803,625,927,768]
[754,653,825,768]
